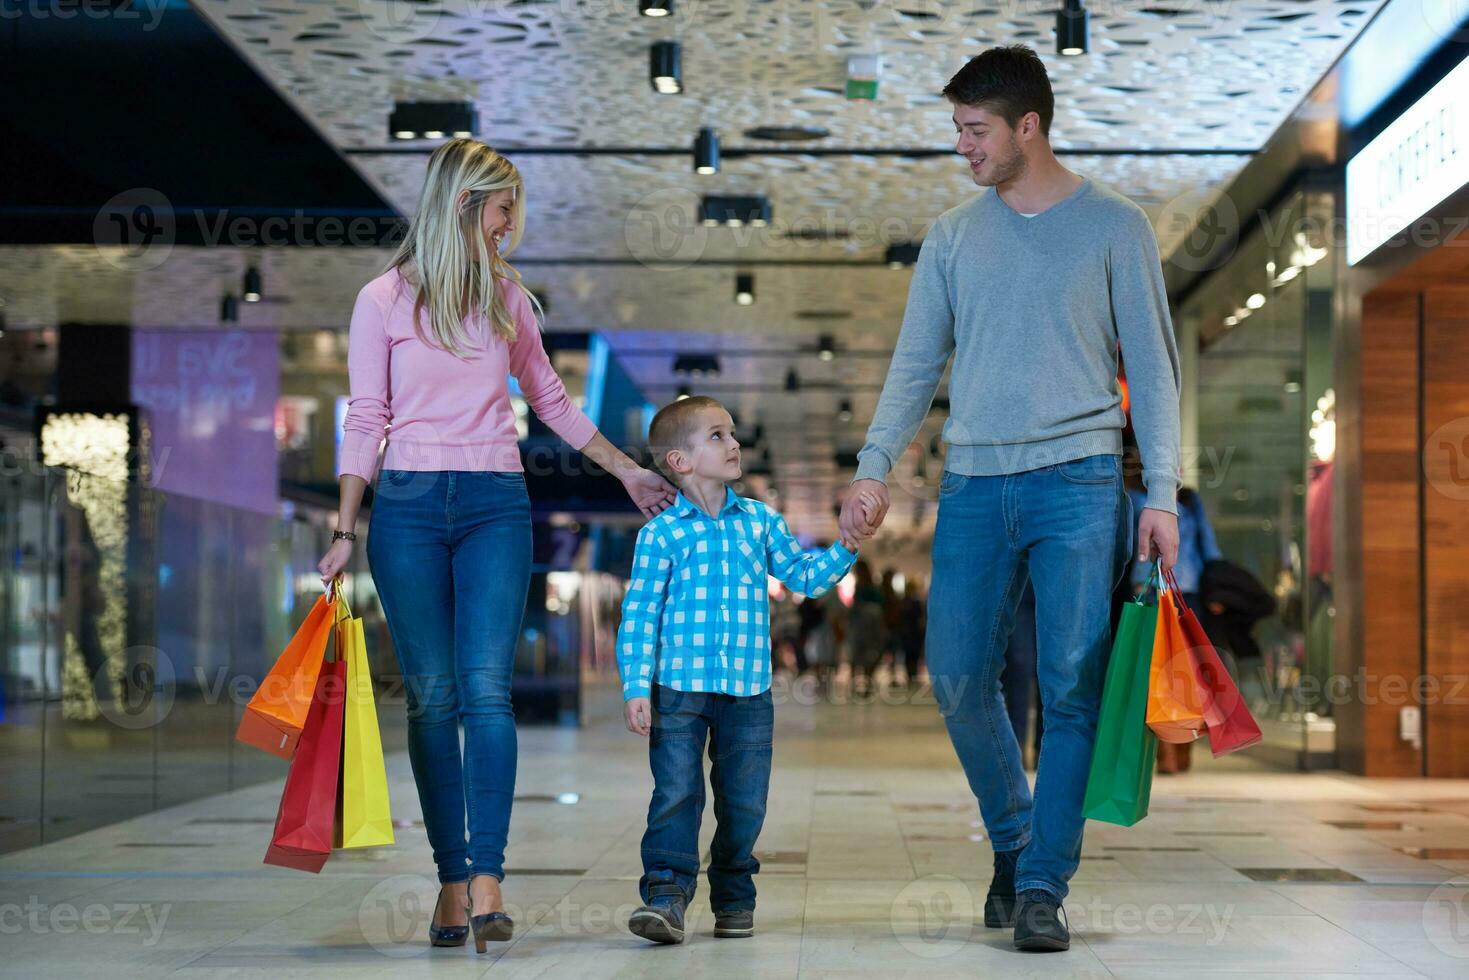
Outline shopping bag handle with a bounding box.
[326,575,352,621]
[1132,559,1163,606]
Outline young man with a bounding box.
[617,396,868,944]
[839,45,1182,952]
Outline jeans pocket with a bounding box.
[938,470,970,499]
[1057,454,1119,485]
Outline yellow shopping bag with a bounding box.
[333,590,395,849]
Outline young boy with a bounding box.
[616,395,870,944]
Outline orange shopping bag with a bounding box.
[236,589,337,759]
[1145,581,1210,744]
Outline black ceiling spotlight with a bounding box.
[220,293,239,323]
[885,242,922,269]
[676,384,692,400]
[651,41,681,94]
[242,266,262,303]
[817,334,836,362]
[838,398,853,422]
[639,0,673,15]
[672,352,721,376]
[699,195,771,227]
[1057,0,1089,56]
[735,272,755,306]
[784,368,801,392]
[389,100,479,140]
[693,126,720,175]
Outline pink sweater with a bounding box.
[339,268,598,481]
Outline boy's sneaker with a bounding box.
[1012,889,1069,952]
[629,875,686,945]
[713,909,754,938]
[983,847,1022,928]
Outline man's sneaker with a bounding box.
[1012,889,1069,952]
[629,876,686,945]
[713,909,754,938]
[983,847,1022,928]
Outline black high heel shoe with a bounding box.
[428,887,468,948]
[468,879,514,952]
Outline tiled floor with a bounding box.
[3,681,1468,978]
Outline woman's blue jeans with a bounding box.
[926,454,1133,901]
[367,469,532,884]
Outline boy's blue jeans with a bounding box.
[640,684,774,913]
[926,454,1133,901]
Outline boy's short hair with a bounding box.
[941,44,1054,137]
[647,395,726,482]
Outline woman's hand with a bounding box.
[621,466,676,520]
[317,538,354,589]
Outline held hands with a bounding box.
[839,479,890,546]
[1137,507,1180,572]
[839,488,883,551]
[621,466,677,521]
[624,697,653,736]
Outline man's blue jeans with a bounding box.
[926,454,1133,901]
[366,469,532,884]
[640,684,774,913]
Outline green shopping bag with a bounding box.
[1082,564,1161,827]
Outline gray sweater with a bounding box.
[855,176,1182,514]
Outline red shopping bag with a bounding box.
[264,649,347,873]
[1164,568,1262,756]
[237,592,336,759]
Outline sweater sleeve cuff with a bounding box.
[338,432,381,483]
[853,452,891,484]
[1143,478,1180,515]
[558,410,599,453]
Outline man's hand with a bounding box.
[840,479,890,543]
[624,697,652,736]
[1137,507,1180,572]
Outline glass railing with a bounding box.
[0,460,598,854]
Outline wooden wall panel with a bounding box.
[1422,286,1469,778]
[1353,289,1424,777]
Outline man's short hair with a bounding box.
[941,44,1054,138]
[647,395,726,482]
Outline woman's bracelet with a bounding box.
[331,529,357,543]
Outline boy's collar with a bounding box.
[672,486,755,519]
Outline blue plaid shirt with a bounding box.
[617,487,857,700]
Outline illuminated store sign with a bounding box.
[1346,53,1469,265]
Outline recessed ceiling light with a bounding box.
[693,127,720,175]
[1057,0,1089,56]
[639,0,673,15]
[651,41,681,94]
[388,101,477,141]
[735,273,755,306]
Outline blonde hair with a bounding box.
[387,137,540,356]
[648,396,726,482]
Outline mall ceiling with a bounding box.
[0,0,1389,538]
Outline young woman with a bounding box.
[317,138,674,952]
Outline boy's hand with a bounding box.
[839,489,880,551]
[624,697,653,736]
